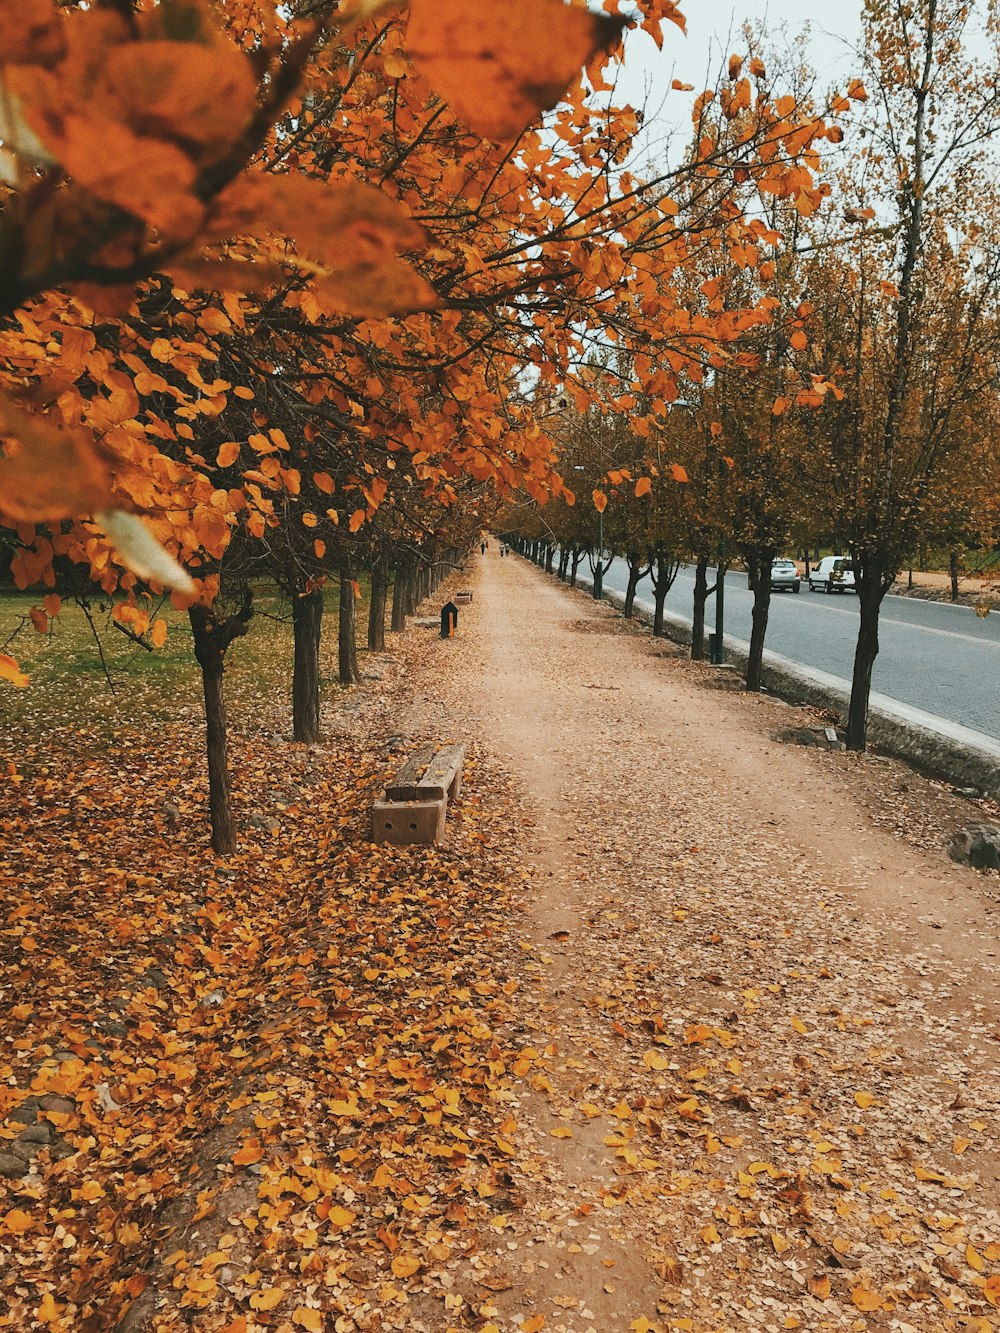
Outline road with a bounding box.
[598,558,1000,742]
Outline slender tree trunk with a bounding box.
[545,544,555,574]
[650,553,680,637]
[623,554,649,618]
[745,547,776,692]
[391,567,408,632]
[291,586,323,743]
[558,548,569,581]
[949,548,960,602]
[570,550,582,588]
[189,594,253,856]
[368,563,388,651]
[338,570,360,684]
[406,566,419,615]
[691,556,710,661]
[653,585,668,636]
[847,578,884,751]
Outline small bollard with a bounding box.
[440,601,458,638]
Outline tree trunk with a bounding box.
[650,552,680,637]
[407,566,419,615]
[847,579,883,751]
[291,586,323,743]
[338,571,360,685]
[368,564,388,651]
[391,567,408,632]
[558,548,569,581]
[570,550,582,588]
[545,545,555,574]
[949,548,960,601]
[745,547,776,692]
[623,554,649,618]
[189,594,253,856]
[691,556,710,661]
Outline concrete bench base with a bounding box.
[371,797,447,845]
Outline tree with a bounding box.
[800,0,1000,748]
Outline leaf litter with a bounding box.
[1,557,998,1332]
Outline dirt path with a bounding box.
[399,548,1000,1333]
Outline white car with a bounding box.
[749,558,801,593]
[809,556,856,593]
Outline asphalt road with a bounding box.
[598,558,1000,743]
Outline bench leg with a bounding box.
[372,797,447,845]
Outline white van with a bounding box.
[808,556,856,593]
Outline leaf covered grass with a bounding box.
[0,597,525,1331]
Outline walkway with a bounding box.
[402,547,1000,1332]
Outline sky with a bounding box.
[614,1,866,159]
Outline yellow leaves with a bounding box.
[953,1135,972,1155]
[634,476,652,498]
[36,1293,61,1323]
[3,1207,33,1234]
[521,1316,546,1333]
[854,1091,876,1109]
[232,1138,264,1166]
[847,79,868,101]
[249,1287,285,1312]
[349,509,367,533]
[700,1222,721,1244]
[770,1230,792,1254]
[850,1286,884,1312]
[216,442,241,468]
[405,0,625,142]
[293,1308,323,1330]
[772,396,792,416]
[669,463,688,483]
[0,655,29,688]
[790,1016,809,1034]
[549,1125,574,1138]
[0,389,114,522]
[326,1206,356,1229]
[592,488,608,513]
[390,1254,421,1278]
[149,618,168,649]
[789,329,808,352]
[683,1023,714,1046]
[313,471,335,494]
[806,1273,831,1300]
[642,1050,670,1072]
[966,1243,985,1271]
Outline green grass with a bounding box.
[0,581,371,733]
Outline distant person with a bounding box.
[480,542,486,555]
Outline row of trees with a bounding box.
[505,0,1000,750]
[2,0,996,836]
[0,0,851,850]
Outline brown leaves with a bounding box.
[405,0,626,141]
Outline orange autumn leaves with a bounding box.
[0,0,648,543]
[405,0,627,142]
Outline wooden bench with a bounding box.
[371,743,465,845]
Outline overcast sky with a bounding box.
[614,2,866,159]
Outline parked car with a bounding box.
[808,555,857,593]
[747,558,801,593]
